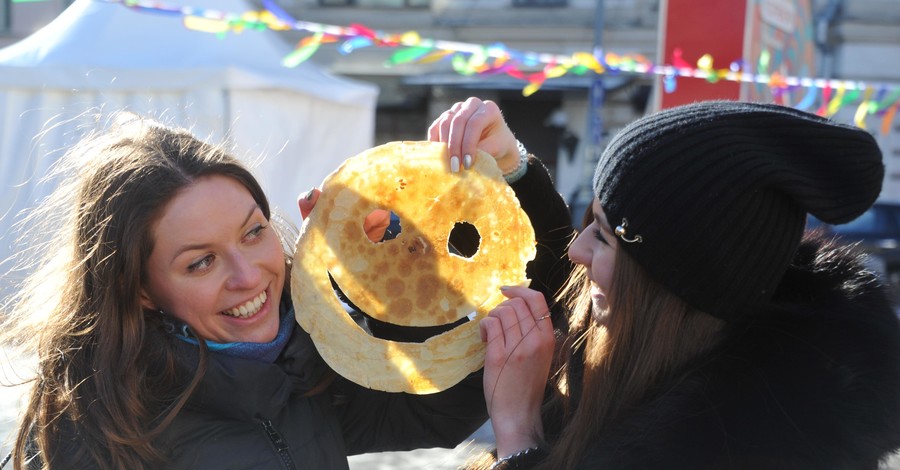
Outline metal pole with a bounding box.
[589,0,605,158]
[572,0,605,218]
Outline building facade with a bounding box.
[2,0,899,204]
[253,0,900,207]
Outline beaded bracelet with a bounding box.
[503,140,530,184]
[490,446,549,469]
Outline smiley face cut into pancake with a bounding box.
[291,141,536,394]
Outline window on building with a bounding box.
[512,0,568,6]
[318,0,429,7]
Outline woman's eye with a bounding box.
[246,223,268,241]
[593,228,608,245]
[188,255,214,272]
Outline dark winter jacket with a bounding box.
[569,235,900,469]
[155,157,574,469]
[156,324,484,469]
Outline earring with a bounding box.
[615,218,643,243]
[153,309,177,333]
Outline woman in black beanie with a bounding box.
[436,97,900,469]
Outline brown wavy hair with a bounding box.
[0,114,286,469]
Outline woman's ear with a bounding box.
[140,289,158,311]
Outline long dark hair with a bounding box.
[1,114,276,469]
[466,205,728,470]
[535,206,728,469]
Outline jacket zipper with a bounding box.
[260,419,297,470]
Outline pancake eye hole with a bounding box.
[448,221,480,258]
[364,210,401,243]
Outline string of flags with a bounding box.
[12,0,900,134]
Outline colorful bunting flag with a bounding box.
[14,0,900,133]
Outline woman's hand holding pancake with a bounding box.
[427,97,520,175]
[480,285,555,458]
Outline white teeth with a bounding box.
[224,291,267,318]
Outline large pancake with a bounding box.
[291,141,536,393]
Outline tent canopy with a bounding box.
[0,0,378,294]
[0,0,376,101]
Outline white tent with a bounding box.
[0,0,378,291]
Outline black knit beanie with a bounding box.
[592,100,884,322]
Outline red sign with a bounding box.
[654,0,815,110]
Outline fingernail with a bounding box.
[499,286,509,291]
[463,154,473,170]
[450,156,460,173]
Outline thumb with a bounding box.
[298,188,321,220]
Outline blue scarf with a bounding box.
[165,302,296,363]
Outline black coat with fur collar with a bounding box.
[577,235,900,469]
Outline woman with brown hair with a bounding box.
[439,98,900,469]
[0,109,573,469]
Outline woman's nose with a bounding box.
[567,230,590,267]
[225,253,261,290]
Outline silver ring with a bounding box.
[537,314,550,321]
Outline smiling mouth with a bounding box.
[223,290,267,318]
[327,273,468,343]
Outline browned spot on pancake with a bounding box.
[375,261,389,273]
[415,274,440,310]
[389,298,413,320]
[386,278,405,297]
[342,220,357,240]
